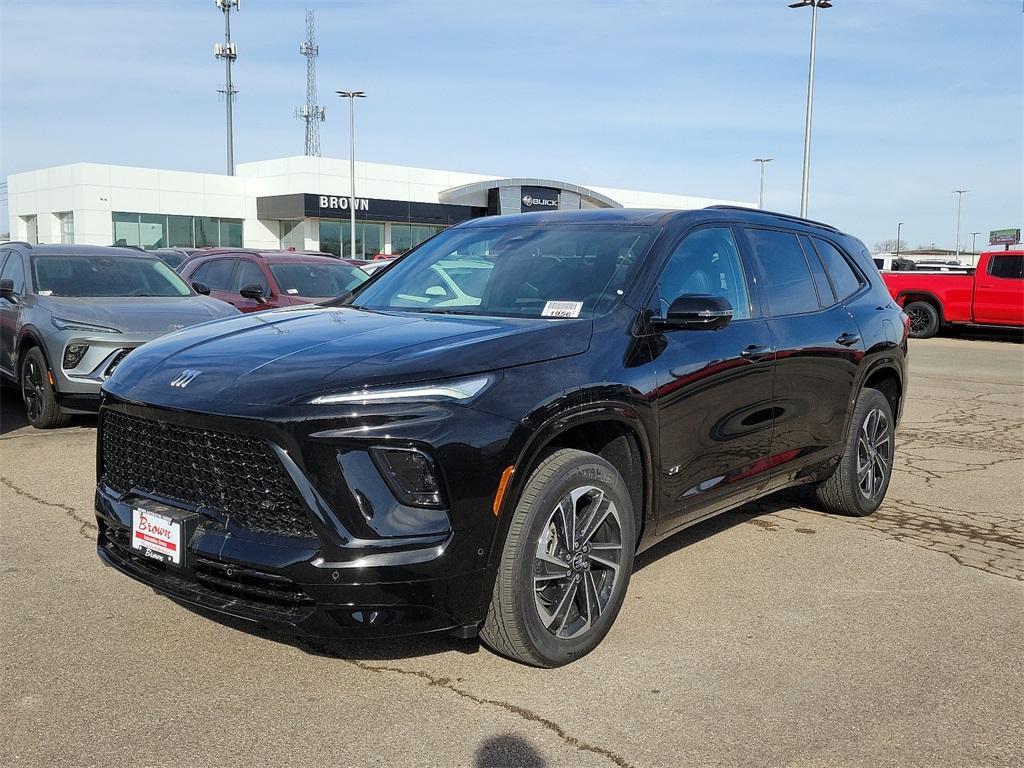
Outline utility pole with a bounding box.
[953,189,968,258]
[970,232,981,260]
[895,222,903,260]
[336,91,366,259]
[753,158,773,209]
[789,0,833,218]
[295,10,326,156]
[214,0,240,175]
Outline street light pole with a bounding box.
[336,90,366,260]
[753,158,773,209]
[789,0,832,219]
[953,189,968,258]
[970,231,981,260]
[895,222,903,260]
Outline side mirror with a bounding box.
[239,283,267,303]
[191,280,211,296]
[0,278,16,303]
[656,294,733,331]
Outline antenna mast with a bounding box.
[214,0,240,175]
[295,9,326,156]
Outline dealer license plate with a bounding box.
[131,507,182,565]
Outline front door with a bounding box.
[0,250,24,377]
[651,226,776,534]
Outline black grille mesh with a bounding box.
[100,410,316,538]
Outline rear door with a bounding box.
[653,225,776,533]
[740,227,867,487]
[973,254,1024,325]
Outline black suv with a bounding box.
[96,207,908,667]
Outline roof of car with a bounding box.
[454,206,843,233]
[185,249,359,266]
[5,243,161,258]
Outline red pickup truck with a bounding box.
[882,250,1023,338]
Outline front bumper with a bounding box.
[94,397,519,638]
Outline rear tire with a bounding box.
[904,300,939,339]
[20,347,70,429]
[480,449,636,667]
[815,388,895,517]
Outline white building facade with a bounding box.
[7,156,747,257]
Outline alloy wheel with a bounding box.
[22,359,45,422]
[856,408,891,500]
[533,485,623,640]
[906,306,930,336]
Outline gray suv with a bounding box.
[0,243,239,428]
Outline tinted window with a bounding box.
[745,229,818,316]
[659,227,751,320]
[989,255,1024,279]
[234,259,269,294]
[799,235,835,306]
[812,238,863,300]
[193,259,236,291]
[31,255,190,297]
[1,252,27,294]
[352,224,655,318]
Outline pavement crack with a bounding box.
[0,476,96,540]
[300,640,636,768]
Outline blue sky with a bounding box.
[1,0,1021,250]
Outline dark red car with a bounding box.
[179,250,369,312]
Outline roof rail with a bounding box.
[705,205,840,233]
[1,240,33,248]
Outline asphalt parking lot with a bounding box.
[2,336,1022,768]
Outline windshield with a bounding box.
[31,255,192,297]
[269,262,369,298]
[350,224,657,318]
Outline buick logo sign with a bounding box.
[522,194,557,208]
[169,369,202,388]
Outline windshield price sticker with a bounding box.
[131,508,182,565]
[541,301,583,319]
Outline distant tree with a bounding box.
[873,239,908,253]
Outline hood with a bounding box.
[104,306,592,408]
[41,295,239,334]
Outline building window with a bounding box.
[318,220,384,259]
[22,215,38,244]
[56,212,75,244]
[112,212,242,249]
[390,223,444,255]
[279,219,304,251]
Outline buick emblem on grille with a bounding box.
[169,369,202,388]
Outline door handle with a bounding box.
[835,332,861,347]
[740,344,773,361]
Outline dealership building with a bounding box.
[6,156,747,258]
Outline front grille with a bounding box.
[103,348,135,378]
[103,525,315,617]
[100,410,317,538]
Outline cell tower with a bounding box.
[214,0,240,176]
[295,10,326,156]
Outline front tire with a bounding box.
[815,388,895,517]
[20,347,70,429]
[904,300,940,339]
[481,449,636,667]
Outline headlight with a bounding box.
[63,343,90,369]
[309,374,493,405]
[51,317,122,334]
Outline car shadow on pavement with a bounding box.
[173,487,819,663]
[0,385,97,435]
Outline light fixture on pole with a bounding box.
[336,90,366,260]
[895,222,903,260]
[789,0,832,218]
[953,189,969,258]
[214,0,240,176]
[753,158,773,209]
